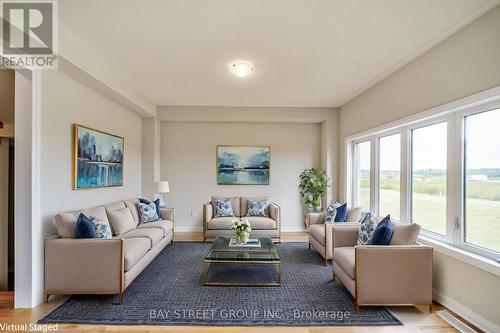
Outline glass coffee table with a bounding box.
[203,237,282,287]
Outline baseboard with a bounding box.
[433,288,500,333]
[175,226,203,232]
[281,227,307,232]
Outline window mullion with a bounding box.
[400,128,410,224]
[371,138,379,216]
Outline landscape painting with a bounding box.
[217,145,270,185]
[74,124,124,189]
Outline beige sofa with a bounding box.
[45,198,174,304]
[307,207,362,265]
[331,222,433,312]
[203,196,281,242]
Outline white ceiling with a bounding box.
[60,0,497,108]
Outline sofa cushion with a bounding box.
[245,217,276,230]
[79,206,110,227]
[369,215,393,245]
[207,217,235,230]
[309,224,325,245]
[213,198,235,217]
[139,198,161,219]
[75,213,96,238]
[104,201,126,213]
[325,202,340,222]
[212,196,240,217]
[137,202,161,224]
[123,237,151,271]
[333,247,356,279]
[119,228,164,247]
[108,207,136,235]
[90,216,112,239]
[241,197,269,217]
[124,198,140,225]
[137,220,173,236]
[334,203,348,222]
[346,207,363,222]
[390,221,421,245]
[357,215,377,245]
[245,199,269,217]
[54,213,77,238]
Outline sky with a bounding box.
[358,108,500,171]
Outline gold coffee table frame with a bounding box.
[203,237,282,287]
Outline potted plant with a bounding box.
[299,168,329,212]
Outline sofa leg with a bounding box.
[118,292,123,304]
[428,304,432,313]
[324,256,328,266]
[308,243,311,249]
[355,303,360,314]
[44,293,49,303]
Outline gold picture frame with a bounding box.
[216,145,271,185]
[73,124,124,190]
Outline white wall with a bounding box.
[338,5,500,331]
[161,121,321,232]
[35,70,143,305]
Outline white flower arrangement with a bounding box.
[231,218,252,232]
[231,218,251,244]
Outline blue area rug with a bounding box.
[39,242,401,326]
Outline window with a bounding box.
[346,88,500,261]
[411,122,447,235]
[355,141,371,211]
[464,109,500,253]
[379,133,401,220]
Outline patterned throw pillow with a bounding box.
[137,202,160,224]
[324,202,341,223]
[357,213,377,245]
[246,199,268,217]
[214,199,234,217]
[90,216,112,239]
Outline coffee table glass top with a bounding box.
[205,237,280,261]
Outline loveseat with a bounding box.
[44,198,174,304]
[203,196,281,242]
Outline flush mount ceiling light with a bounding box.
[229,61,254,78]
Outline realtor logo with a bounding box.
[1,0,58,69]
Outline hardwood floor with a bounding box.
[0,232,473,333]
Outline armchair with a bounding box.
[331,223,433,312]
[307,207,362,265]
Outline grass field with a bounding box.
[359,177,500,253]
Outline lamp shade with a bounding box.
[154,181,170,193]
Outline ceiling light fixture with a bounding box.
[229,61,254,78]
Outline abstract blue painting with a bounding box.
[74,124,124,189]
[217,146,270,185]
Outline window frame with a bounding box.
[455,103,500,260]
[344,87,500,262]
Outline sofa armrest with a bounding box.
[44,238,124,294]
[332,224,359,248]
[308,212,325,225]
[160,207,175,222]
[269,202,281,226]
[203,202,213,223]
[355,245,433,305]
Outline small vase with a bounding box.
[236,230,250,244]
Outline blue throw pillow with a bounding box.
[139,198,161,219]
[75,213,96,238]
[369,215,393,245]
[334,203,348,222]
